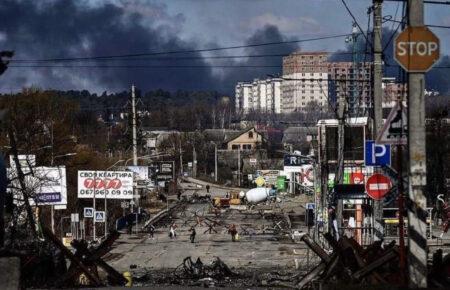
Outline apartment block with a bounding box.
[327,61,373,115]
[282,51,373,115]
[281,52,329,113]
[235,78,283,114]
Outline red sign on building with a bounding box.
[366,174,392,200]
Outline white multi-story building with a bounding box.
[281,72,329,113]
[235,77,283,114]
[235,82,253,112]
[281,52,329,113]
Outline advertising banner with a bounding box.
[283,154,312,173]
[126,166,149,180]
[298,164,314,187]
[77,171,133,199]
[8,166,67,206]
[157,162,174,180]
[9,154,36,172]
[255,170,279,186]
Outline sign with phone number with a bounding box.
[77,170,133,199]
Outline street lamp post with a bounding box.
[124,153,170,235]
[50,152,76,234]
[103,159,125,239]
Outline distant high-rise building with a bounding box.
[327,61,373,115]
[382,77,407,108]
[236,51,407,116]
[235,78,283,114]
[235,82,253,113]
[281,51,373,115]
[281,52,329,113]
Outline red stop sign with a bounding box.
[366,174,392,200]
[394,26,440,72]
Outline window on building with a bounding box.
[231,144,240,150]
[248,131,254,139]
[243,144,252,150]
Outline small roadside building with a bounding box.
[224,127,265,151]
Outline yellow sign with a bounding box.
[255,176,265,187]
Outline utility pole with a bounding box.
[93,171,97,241]
[179,141,183,176]
[335,81,346,229]
[192,144,197,178]
[290,145,295,194]
[407,0,428,287]
[50,122,55,234]
[237,148,241,187]
[214,143,218,182]
[372,0,384,243]
[131,85,139,234]
[346,23,361,116]
[131,85,138,166]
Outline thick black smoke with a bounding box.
[329,28,450,95]
[0,1,299,95]
[219,25,300,86]
[0,0,214,92]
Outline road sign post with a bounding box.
[83,207,94,218]
[364,141,391,166]
[394,26,440,72]
[365,174,392,201]
[376,103,407,145]
[94,211,105,223]
[395,8,440,286]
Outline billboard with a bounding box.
[77,171,133,199]
[283,154,312,173]
[298,164,314,187]
[126,166,148,180]
[255,170,279,186]
[8,166,67,206]
[157,162,174,181]
[9,155,36,172]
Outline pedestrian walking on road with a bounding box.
[228,224,238,242]
[148,224,155,239]
[206,184,210,193]
[126,219,133,235]
[169,223,177,239]
[189,227,196,243]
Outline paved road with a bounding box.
[178,177,246,199]
[107,199,313,274]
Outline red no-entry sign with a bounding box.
[366,174,392,200]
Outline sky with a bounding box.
[0,0,449,94]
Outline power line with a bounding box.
[11,34,350,63]
[7,64,373,69]
[384,0,450,5]
[385,63,450,69]
[384,19,450,29]
[10,51,366,63]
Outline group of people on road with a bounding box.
[144,222,239,244]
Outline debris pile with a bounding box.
[292,233,450,289]
[173,256,237,287]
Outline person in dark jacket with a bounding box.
[189,227,196,243]
[148,224,155,239]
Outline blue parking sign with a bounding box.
[365,140,391,166]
